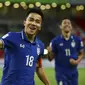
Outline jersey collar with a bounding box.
[61,34,74,41]
[21,30,38,44]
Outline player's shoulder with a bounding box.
[8,31,21,37]
[2,31,21,39]
[37,38,44,47]
[52,35,61,42]
[72,35,82,41]
[9,31,21,35]
[5,31,20,36]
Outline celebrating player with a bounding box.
[47,19,84,85]
[0,8,50,85]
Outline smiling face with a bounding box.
[60,19,72,37]
[24,13,42,36]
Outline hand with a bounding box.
[46,46,55,61]
[47,46,52,52]
[69,58,78,65]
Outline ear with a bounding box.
[23,20,26,26]
[60,25,62,29]
[38,24,42,31]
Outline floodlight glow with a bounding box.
[13,3,19,8]
[51,2,57,8]
[20,2,26,7]
[79,5,84,10]
[5,1,11,6]
[35,2,41,7]
[66,3,71,8]
[29,4,34,8]
[40,5,45,10]
[45,4,51,9]
[61,5,66,10]
[0,3,3,8]
[76,6,80,11]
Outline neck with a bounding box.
[26,33,35,43]
[62,33,71,40]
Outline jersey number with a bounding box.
[65,49,71,56]
[26,55,34,67]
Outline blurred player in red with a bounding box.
[47,19,84,85]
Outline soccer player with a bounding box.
[47,19,84,85]
[0,8,50,85]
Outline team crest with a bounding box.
[37,47,40,55]
[71,41,75,47]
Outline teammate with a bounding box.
[47,19,84,85]
[0,8,50,85]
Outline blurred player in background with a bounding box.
[0,8,50,85]
[47,19,84,85]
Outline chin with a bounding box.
[29,33,35,36]
[30,32,37,36]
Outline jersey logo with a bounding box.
[59,43,63,46]
[71,41,75,47]
[20,44,25,48]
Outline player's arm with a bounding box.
[36,57,50,85]
[46,46,55,61]
[76,49,84,63]
[0,40,4,49]
[70,39,84,65]
[46,39,56,61]
[70,49,84,65]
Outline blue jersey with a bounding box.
[1,30,44,85]
[51,35,84,75]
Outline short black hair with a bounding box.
[59,17,72,24]
[26,7,44,20]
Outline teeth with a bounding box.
[29,25,36,30]
[30,27,36,30]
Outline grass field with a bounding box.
[0,68,85,85]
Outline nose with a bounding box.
[31,21,36,26]
[65,25,69,28]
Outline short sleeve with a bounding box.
[1,32,12,48]
[37,42,44,67]
[38,43,45,58]
[77,37,84,52]
[50,38,57,53]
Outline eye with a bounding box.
[29,17,34,21]
[35,20,41,24]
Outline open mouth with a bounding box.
[29,25,36,30]
[65,31,69,33]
